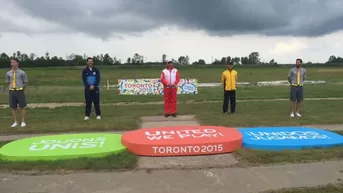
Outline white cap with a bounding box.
[167,59,173,63]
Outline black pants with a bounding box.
[85,88,101,116]
[223,90,236,113]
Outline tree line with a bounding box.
[0,51,342,68]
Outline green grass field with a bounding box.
[1,65,342,86]
[1,84,343,104]
[0,66,342,133]
[0,65,342,104]
[1,100,343,134]
[1,65,343,174]
[261,184,343,193]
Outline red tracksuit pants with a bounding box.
[163,87,177,114]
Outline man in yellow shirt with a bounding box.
[221,62,238,114]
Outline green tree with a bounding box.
[72,55,84,66]
[327,55,336,63]
[232,57,240,65]
[240,57,249,65]
[220,57,226,64]
[226,56,231,63]
[16,51,21,60]
[0,53,9,60]
[29,53,36,60]
[132,53,143,64]
[211,59,221,65]
[1,50,336,68]
[162,54,167,63]
[45,51,50,60]
[126,57,131,64]
[326,55,343,63]
[21,53,29,61]
[177,55,190,65]
[268,59,277,65]
[248,52,260,64]
[103,53,114,65]
[193,59,206,65]
[113,56,121,65]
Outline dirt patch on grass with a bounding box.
[316,69,343,73]
[1,97,343,109]
[0,102,84,109]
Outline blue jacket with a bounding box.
[82,67,100,89]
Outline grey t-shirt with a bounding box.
[288,67,306,85]
[6,68,28,89]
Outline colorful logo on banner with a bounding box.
[117,79,198,95]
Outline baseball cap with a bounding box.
[167,59,173,63]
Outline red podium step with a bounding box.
[122,126,242,156]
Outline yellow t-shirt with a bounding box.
[221,69,238,91]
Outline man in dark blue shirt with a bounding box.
[82,57,101,120]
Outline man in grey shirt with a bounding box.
[288,58,307,118]
[6,58,28,127]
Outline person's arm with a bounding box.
[303,69,307,81]
[22,72,28,89]
[82,69,90,88]
[221,72,226,84]
[94,69,100,87]
[174,70,180,86]
[235,71,238,87]
[287,69,292,84]
[221,72,226,90]
[160,72,168,86]
[6,73,10,85]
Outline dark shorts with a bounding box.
[290,86,304,102]
[9,90,27,109]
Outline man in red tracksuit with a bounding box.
[160,60,180,117]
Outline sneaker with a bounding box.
[96,116,101,120]
[290,113,295,118]
[84,116,90,120]
[164,114,170,118]
[295,112,302,117]
[21,122,26,127]
[231,112,235,115]
[11,122,18,127]
[171,113,177,117]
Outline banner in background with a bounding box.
[118,79,198,95]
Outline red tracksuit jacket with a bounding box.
[160,67,180,114]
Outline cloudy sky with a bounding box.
[1,0,343,64]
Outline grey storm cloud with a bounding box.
[7,0,343,39]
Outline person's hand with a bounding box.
[89,85,95,90]
[172,84,176,88]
